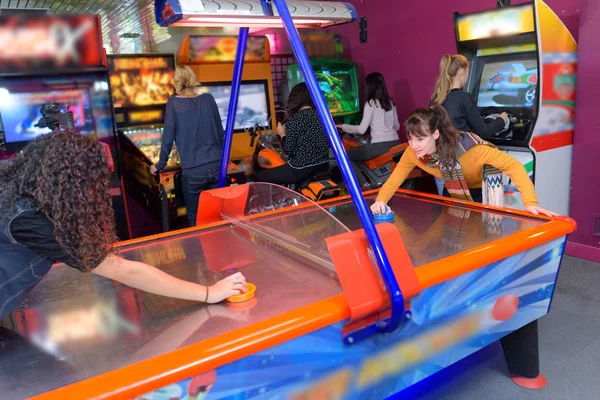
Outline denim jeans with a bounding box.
[1,200,54,319]
[434,177,445,196]
[182,167,220,227]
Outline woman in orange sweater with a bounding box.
[371,105,557,217]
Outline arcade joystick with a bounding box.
[226,282,256,303]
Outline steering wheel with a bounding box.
[480,107,511,136]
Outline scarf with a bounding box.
[420,132,504,207]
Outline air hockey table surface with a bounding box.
[0,184,574,399]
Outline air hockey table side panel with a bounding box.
[26,188,573,400]
[136,231,566,400]
[135,235,567,400]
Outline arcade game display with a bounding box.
[0,14,129,240]
[108,54,175,128]
[285,58,361,124]
[109,54,188,235]
[109,53,249,236]
[454,0,577,215]
[177,35,277,161]
[0,184,575,399]
[196,80,271,131]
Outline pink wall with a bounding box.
[329,0,600,261]
[566,0,600,261]
[329,0,579,140]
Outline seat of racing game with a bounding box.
[295,163,341,202]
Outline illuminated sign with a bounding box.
[113,57,170,71]
[456,4,534,42]
[187,36,267,62]
[0,15,104,73]
[130,110,164,123]
[108,55,175,109]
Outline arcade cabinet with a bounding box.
[107,54,188,236]
[284,58,361,125]
[0,14,130,240]
[454,0,577,215]
[177,35,277,161]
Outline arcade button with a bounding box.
[226,282,256,303]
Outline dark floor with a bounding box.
[391,255,600,400]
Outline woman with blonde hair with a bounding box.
[431,54,508,139]
[151,65,225,226]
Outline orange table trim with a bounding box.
[34,188,575,398]
[30,294,351,400]
[415,218,574,289]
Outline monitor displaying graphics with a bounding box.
[286,59,360,116]
[197,81,270,131]
[477,59,538,108]
[108,55,175,108]
[0,90,91,143]
[0,73,115,152]
[313,68,358,115]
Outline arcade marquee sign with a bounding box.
[0,15,105,73]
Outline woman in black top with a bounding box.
[431,54,508,139]
[0,132,247,320]
[255,83,330,185]
[150,65,224,227]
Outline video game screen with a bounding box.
[313,68,358,115]
[197,81,270,131]
[286,61,360,116]
[0,91,90,143]
[108,55,175,108]
[477,59,538,108]
[0,73,115,149]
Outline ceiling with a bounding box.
[0,0,238,54]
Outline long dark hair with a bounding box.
[0,132,117,271]
[365,72,395,112]
[285,82,315,117]
[404,104,461,169]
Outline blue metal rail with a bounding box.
[218,27,249,187]
[216,0,406,340]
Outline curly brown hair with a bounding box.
[0,132,117,271]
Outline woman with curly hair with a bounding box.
[255,82,330,185]
[0,132,247,319]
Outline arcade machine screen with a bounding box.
[285,60,360,122]
[313,67,358,115]
[0,73,115,154]
[108,56,175,109]
[477,58,538,108]
[197,81,270,131]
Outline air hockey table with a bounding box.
[0,183,575,400]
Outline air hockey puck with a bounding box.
[373,210,395,222]
[226,296,258,311]
[226,282,256,303]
